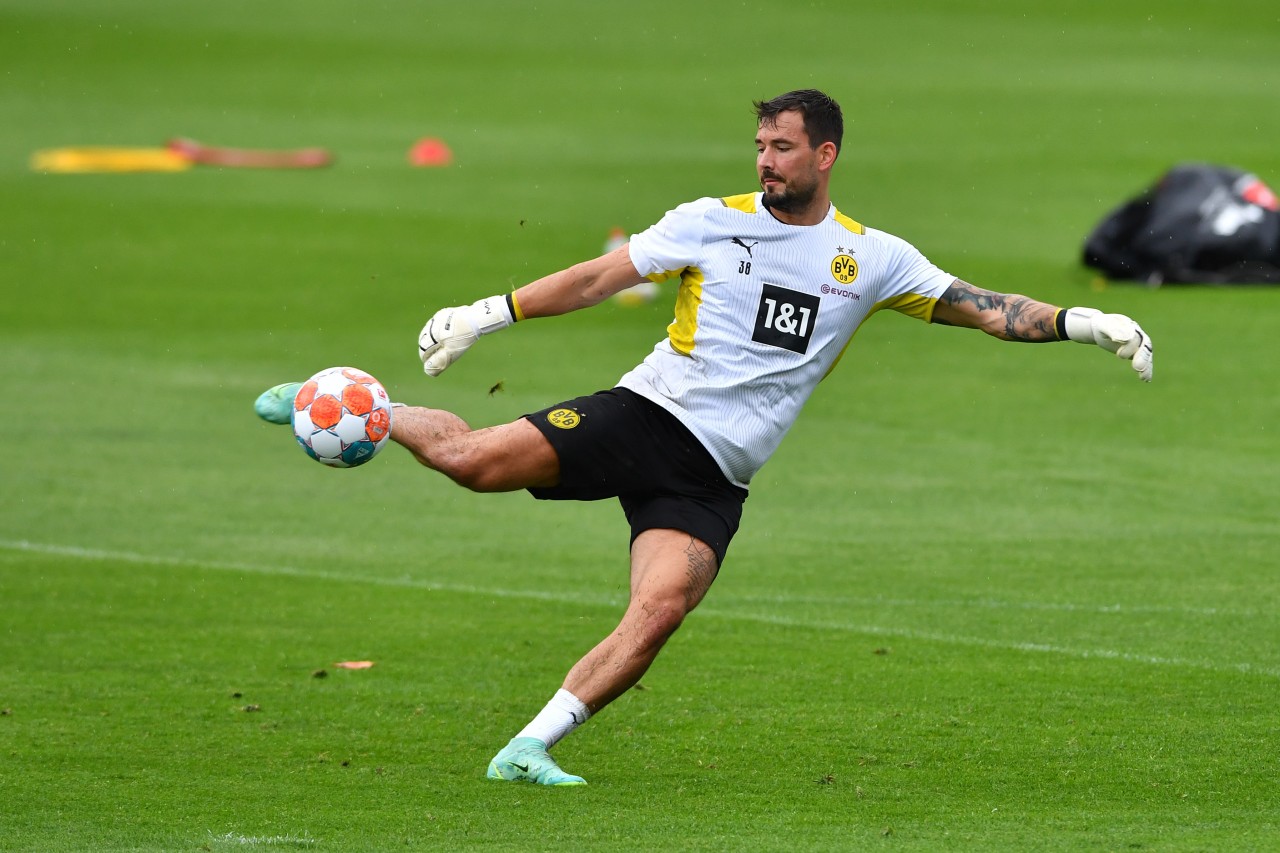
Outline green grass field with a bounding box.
[3,1,1279,850]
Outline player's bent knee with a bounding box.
[453,466,511,493]
[627,593,690,650]
[442,420,557,493]
[442,454,499,492]
[441,445,524,493]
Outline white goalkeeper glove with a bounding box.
[418,295,516,377]
[1061,307,1154,382]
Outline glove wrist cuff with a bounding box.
[469,295,516,336]
[1062,306,1101,344]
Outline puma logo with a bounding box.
[731,237,758,257]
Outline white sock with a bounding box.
[516,689,591,749]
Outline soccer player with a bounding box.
[256,89,1153,786]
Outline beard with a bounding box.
[760,172,818,213]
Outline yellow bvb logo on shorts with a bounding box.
[547,408,581,429]
[831,254,859,284]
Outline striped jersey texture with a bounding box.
[618,192,954,489]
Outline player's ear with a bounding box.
[817,141,838,171]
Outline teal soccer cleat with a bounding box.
[254,382,303,425]
[486,737,586,786]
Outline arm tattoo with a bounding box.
[939,280,1057,342]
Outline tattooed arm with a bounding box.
[930,278,1155,380]
[931,279,1060,342]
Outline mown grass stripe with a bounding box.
[6,538,1274,679]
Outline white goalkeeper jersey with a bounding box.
[618,192,954,489]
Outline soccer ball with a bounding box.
[292,367,393,468]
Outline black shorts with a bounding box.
[524,387,748,565]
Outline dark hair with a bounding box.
[753,89,843,154]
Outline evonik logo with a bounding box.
[820,283,860,300]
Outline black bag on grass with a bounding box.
[1082,163,1280,285]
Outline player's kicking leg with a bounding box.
[254,384,558,491]
[387,405,559,492]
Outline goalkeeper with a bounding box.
[257,89,1153,786]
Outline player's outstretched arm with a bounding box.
[514,242,647,318]
[418,244,646,377]
[931,279,1153,381]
